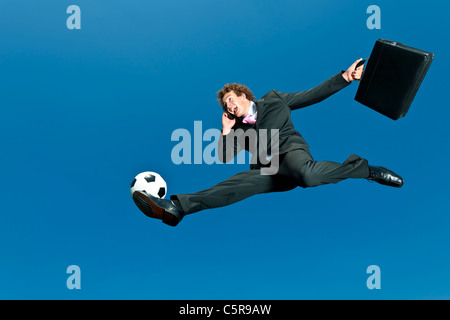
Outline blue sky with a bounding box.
[0,0,449,299]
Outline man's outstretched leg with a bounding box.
[133,169,296,226]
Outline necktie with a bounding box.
[242,114,256,124]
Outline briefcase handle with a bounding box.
[355,58,369,82]
[356,58,368,69]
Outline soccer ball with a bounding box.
[130,171,167,199]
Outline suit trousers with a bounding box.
[173,149,370,214]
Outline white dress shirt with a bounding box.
[245,101,257,122]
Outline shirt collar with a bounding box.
[247,101,256,116]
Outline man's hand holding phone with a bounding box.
[222,112,235,135]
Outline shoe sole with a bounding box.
[132,191,180,226]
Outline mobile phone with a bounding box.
[227,113,236,120]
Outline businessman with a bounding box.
[133,59,404,226]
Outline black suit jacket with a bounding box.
[219,72,351,168]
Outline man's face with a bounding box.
[222,91,248,118]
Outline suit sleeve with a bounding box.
[276,72,351,111]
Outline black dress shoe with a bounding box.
[367,165,404,188]
[132,191,185,226]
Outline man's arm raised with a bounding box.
[276,59,365,111]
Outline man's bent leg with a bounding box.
[279,150,370,188]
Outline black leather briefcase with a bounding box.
[355,39,434,120]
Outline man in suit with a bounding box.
[133,59,404,227]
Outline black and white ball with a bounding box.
[130,171,167,199]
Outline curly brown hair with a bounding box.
[217,83,256,110]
